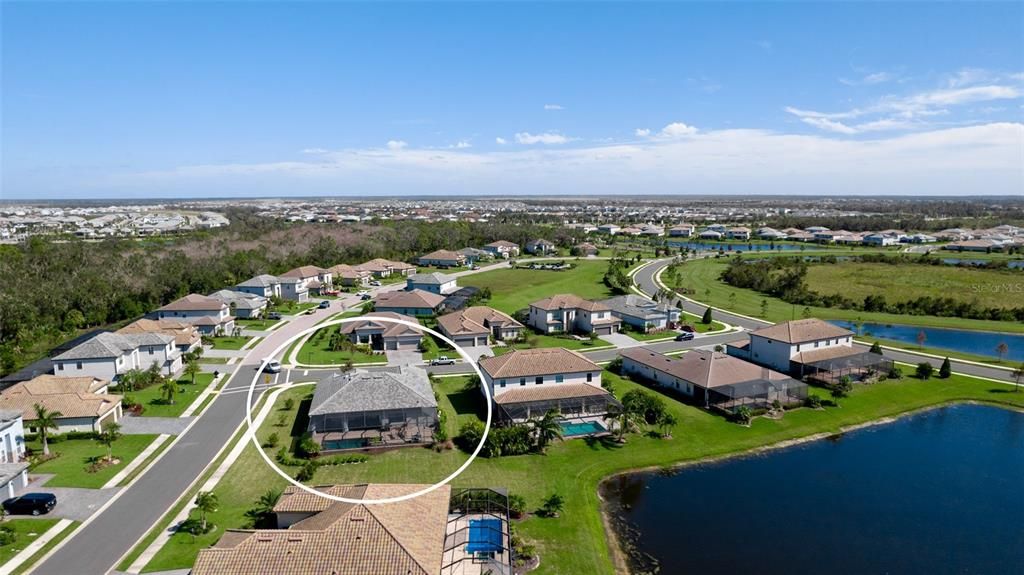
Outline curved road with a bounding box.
[632,258,1016,383]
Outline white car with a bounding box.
[263,360,282,373]
[369,280,382,287]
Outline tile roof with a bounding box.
[338,312,422,338]
[0,374,121,419]
[750,319,853,344]
[309,367,436,416]
[53,332,138,361]
[479,347,600,379]
[620,347,790,389]
[419,249,464,261]
[436,305,522,338]
[494,382,610,405]
[327,264,370,279]
[407,272,454,285]
[208,289,268,310]
[486,240,519,248]
[236,274,280,288]
[373,289,445,310]
[280,265,326,279]
[600,294,675,320]
[118,318,200,348]
[157,293,227,312]
[193,483,450,575]
[530,294,609,312]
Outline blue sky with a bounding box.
[2,1,1022,199]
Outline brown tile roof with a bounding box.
[0,374,121,420]
[373,289,445,310]
[620,347,790,389]
[486,240,519,248]
[750,319,853,344]
[118,318,200,347]
[338,312,422,338]
[792,345,865,364]
[436,311,488,337]
[327,264,370,279]
[419,249,464,261]
[437,306,523,337]
[157,293,227,312]
[480,347,599,379]
[193,484,450,575]
[494,382,610,405]
[280,265,326,279]
[530,294,609,312]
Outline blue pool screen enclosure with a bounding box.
[441,488,514,575]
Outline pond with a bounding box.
[829,320,1024,362]
[602,404,1024,574]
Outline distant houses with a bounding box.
[208,289,268,319]
[280,265,333,295]
[118,318,201,355]
[338,312,423,351]
[328,264,371,287]
[406,272,459,295]
[483,240,520,258]
[372,289,446,316]
[527,294,621,335]
[417,249,466,268]
[573,242,599,256]
[436,306,524,347]
[524,239,556,255]
[600,294,680,332]
[235,274,282,299]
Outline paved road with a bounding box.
[632,258,1016,383]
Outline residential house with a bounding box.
[152,293,235,335]
[705,224,727,233]
[406,272,459,295]
[619,226,644,236]
[118,318,201,355]
[277,276,310,302]
[458,247,492,264]
[235,274,282,299]
[327,264,371,287]
[483,240,520,258]
[600,294,680,332]
[757,227,788,240]
[386,260,418,277]
[862,232,900,247]
[527,294,621,335]
[52,331,179,381]
[208,289,268,319]
[281,265,332,295]
[597,224,621,235]
[619,347,807,411]
[417,249,467,268]
[668,224,695,237]
[905,233,937,244]
[307,367,436,446]
[805,226,830,233]
[0,410,28,498]
[339,312,424,351]
[638,225,665,237]
[697,229,723,240]
[437,306,524,347]
[943,239,1005,252]
[372,290,446,316]
[478,347,618,423]
[725,227,752,241]
[192,483,510,575]
[573,242,599,256]
[524,239,556,255]
[0,374,122,433]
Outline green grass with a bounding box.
[0,518,61,565]
[208,336,252,350]
[27,434,159,488]
[140,368,1024,575]
[670,256,1024,334]
[234,318,279,329]
[491,333,613,355]
[861,336,1019,365]
[126,373,216,418]
[273,301,318,315]
[460,260,616,315]
[805,261,1023,311]
[197,357,229,364]
[8,520,79,575]
[678,311,727,333]
[294,325,386,366]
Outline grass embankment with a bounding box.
[27,434,159,488]
[461,260,616,315]
[141,369,1024,574]
[672,256,1024,334]
[127,373,216,418]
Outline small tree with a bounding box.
[97,422,122,463]
[915,362,934,380]
[194,491,219,533]
[161,378,177,405]
[701,307,713,325]
[507,494,527,519]
[184,358,200,385]
[830,377,853,407]
[760,299,768,317]
[1011,362,1024,393]
[916,330,927,349]
[869,341,882,354]
[939,357,952,379]
[541,493,565,518]
[266,432,280,448]
[33,404,62,457]
[532,410,563,453]
[657,411,678,439]
[734,406,753,426]
[801,306,811,319]
[283,397,295,411]
[995,342,1009,362]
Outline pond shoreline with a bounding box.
[597,399,1024,575]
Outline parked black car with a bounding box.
[318,300,331,309]
[675,332,695,341]
[268,311,282,320]
[3,493,57,516]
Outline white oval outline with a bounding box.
[245,313,492,505]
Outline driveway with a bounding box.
[15,475,121,522]
[457,345,494,361]
[119,415,194,436]
[385,350,423,367]
[602,332,643,349]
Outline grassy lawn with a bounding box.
[8,520,79,575]
[27,434,159,489]
[0,518,61,565]
[294,325,386,366]
[234,318,279,329]
[272,301,318,315]
[461,260,616,315]
[142,367,1024,575]
[678,311,727,333]
[197,357,229,364]
[126,373,216,418]
[208,336,252,350]
[670,256,1024,334]
[492,333,612,355]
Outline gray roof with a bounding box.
[53,331,171,361]
[209,289,268,309]
[600,294,676,320]
[309,367,436,416]
[0,462,29,484]
[407,272,453,285]
[121,332,175,347]
[237,274,279,288]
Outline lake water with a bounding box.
[830,320,1024,362]
[603,405,1024,574]
[666,241,805,252]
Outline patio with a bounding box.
[313,420,435,452]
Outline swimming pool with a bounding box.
[465,518,503,555]
[560,420,606,437]
[321,438,367,450]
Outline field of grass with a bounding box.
[140,367,1024,575]
[7,520,79,575]
[0,518,61,565]
[461,260,616,315]
[805,261,1022,311]
[208,336,252,350]
[197,357,229,364]
[127,373,216,418]
[672,256,1024,334]
[294,325,386,366]
[234,318,279,329]
[27,434,159,488]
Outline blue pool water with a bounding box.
[465,518,503,554]
[560,420,606,436]
[321,438,367,450]
[830,320,1024,361]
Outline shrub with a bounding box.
[888,366,903,379]
[733,406,753,425]
[283,398,296,411]
[606,357,623,374]
[457,420,485,452]
[296,460,317,482]
[804,395,823,409]
[701,307,713,324]
[0,525,16,546]
[540,493,565,518]
[915,362,935,380]
[939,357,952,378]
[297,434,321,459]
[266,433,279,448]
[508,493,527,519]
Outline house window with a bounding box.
[499,379,506,388]
[796,344,800,352]
[535,376,543,385]
[520,378,526,386]
[76,362,83,370]
[555,375,564,383]
[587,372,593,383]
[149,347,154,355]
[57,363,64,371]
[814,341,820,348]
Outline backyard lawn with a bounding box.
[460,260,616,315]
[140,368,1024,575]
[126,372,216,417]
[208,336,252,350]
[491,333,613,355]
[27,434,159,489]
[293,325,386,366]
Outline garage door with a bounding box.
[385,340,398,350]
[477,336,488,346]
[596,326,613,335]
[454,336,476,348]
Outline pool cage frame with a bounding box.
[796,352,894,386]
[441,488,513,575]
[495,394,622,424]
[707,377,809,413]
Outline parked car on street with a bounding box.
[360,293,372,301]
[318,300,331,309]
[679,324,695,333]
[268,311,282,320]
[675,332,695,341]
[304,308,316,315]
[429,356,456,366]
[3,493,57,516]
[369,280,382,287]
[263,360,282,373]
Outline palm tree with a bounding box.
[658,412,678,439]
[244,489,282,527]
[1011,362,1024,393]
[604,404,642,443]
[995,342,1009,362]
[161,378,177,405]
[194,491,219,533]
[33,404,62,456]
[183,358,200,385]
[97,423,122,463]
[532,410,563,453]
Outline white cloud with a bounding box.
[543,104,565,111]
[454,140,472,149]
[800,117,858,135]
[634,128,651,137]
[386,140,408,150]
[495,137,507,145]
[301,148,329,154]
[514,132,571,145]
[840,71,896,86]
[660,122,698,138]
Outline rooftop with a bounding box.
[479,347,599,379]
[309,367,436,416]
[750,319,853,344]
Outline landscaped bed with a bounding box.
[125,372,217,418]
[293,325,385,366]
[27,434,160,489]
